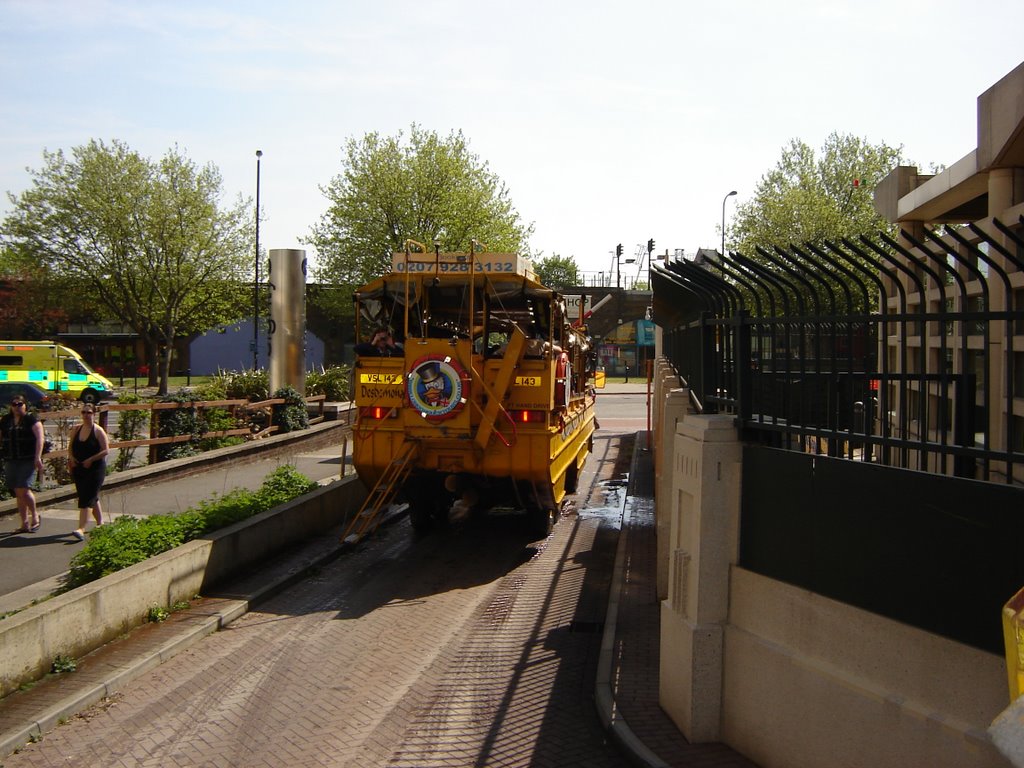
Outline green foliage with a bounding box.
[198,405,244,451]
[729,132,905,258]
[51,654,77,673]
[305,365,351,401]
[147,605,169,623]
[154,391,247,459]
[533,253,579,289]
[271,386,309,434]
[209,368,269,401]
[306,124,533,311]
[154,393,203,461]
[0,139,253,395]
[63,465,316,590]
[112,392,150,472]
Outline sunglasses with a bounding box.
[10,401,25,406]
[82,409,95,415]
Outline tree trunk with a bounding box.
[143,338,159,387]
[158,343,173,396]
[157,321,175,396]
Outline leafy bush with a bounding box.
[305,365,351,401]
[112,392,151,472]
[155,392,247,459]
[154,393,203,461]
[271,386,309,434]
[198,404,245,452]
[211,368,270,401]
[63,465,316,590]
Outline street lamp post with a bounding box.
[253,150,263,371]
[721,190,737,260]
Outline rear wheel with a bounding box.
[564,459,579,494]
[527,505,555,539]
[409,503,434,537]
[407,483,451,537]
[79,389,99,404]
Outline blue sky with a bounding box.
[1,0,1022,279]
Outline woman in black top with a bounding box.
[1,396,45,533]
[68,404,109,541]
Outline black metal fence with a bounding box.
[653,218,1024,651]
[652,216,1024,485]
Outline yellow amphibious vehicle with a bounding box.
[348,246,597,539]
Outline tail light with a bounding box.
[362,406,396,420]
[514,410,545,424]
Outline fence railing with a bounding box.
[37,394,343,466]
[652,216,1024,485]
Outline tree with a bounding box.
[2,139,251,394]
[307,124,533,316]
[533,253,579,289]
[728,132,905,258]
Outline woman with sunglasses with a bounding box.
[68,404,109,541]
[1,397,45,533]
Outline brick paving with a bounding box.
[612,434,758,767]
[0,394,761,767]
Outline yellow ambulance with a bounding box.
[0,341,115,403]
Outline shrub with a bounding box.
[154,392,247,459]
[62,465,316,590]
[154,393,203,461]
[213,368,270,401]
[305,365,351,401]
[112,393,151,472]
[271,386,309,434]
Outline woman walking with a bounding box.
[68,403,109,541]
[1,396,45,533]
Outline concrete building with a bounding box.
[874,60,1024,482]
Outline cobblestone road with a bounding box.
[3,431,636,767]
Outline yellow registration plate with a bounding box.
[360,373,403,384]
[514,375,541,387]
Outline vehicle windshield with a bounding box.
[63,358,90,375]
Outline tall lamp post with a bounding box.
[721,189,737,260]
[253,149,263,371]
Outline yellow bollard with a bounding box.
[1002,586,1024,700]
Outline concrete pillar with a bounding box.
[268,249,307,396]
[656,387,689,601]
[659,414,742,742]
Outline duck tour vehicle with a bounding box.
[346,244,597,540]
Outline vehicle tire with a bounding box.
[80,389,99,404]
[409,503,434,537]
[527,505,555,539]
[564,459,579,494]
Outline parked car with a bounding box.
[0,382,54,411]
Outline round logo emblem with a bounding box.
[407,355,467,419]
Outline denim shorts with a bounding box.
[3,459,37,490]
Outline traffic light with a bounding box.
[616,243,623,258]
[647,238,655,255]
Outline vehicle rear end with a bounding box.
[351,250,595,536]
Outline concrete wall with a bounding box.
[0,476,366,698]
[651,358,1012,767]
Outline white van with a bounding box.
[0,341,116,403]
